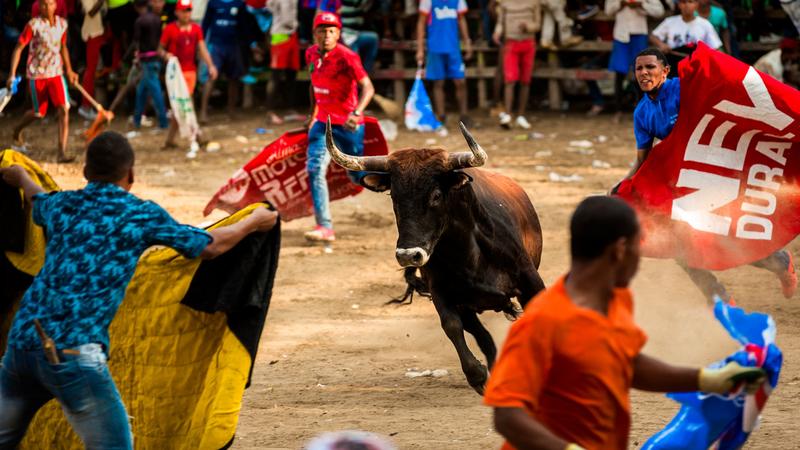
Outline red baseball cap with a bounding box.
[313,12,341,30]
[176,0,192,11]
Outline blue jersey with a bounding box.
[633,77,681,149]
[419,0,467,54]
[8,182,212,353]
[202,0,247,46]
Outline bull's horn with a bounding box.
[448,122,488,169]
[325,117,390,172]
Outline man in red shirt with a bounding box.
[7,0,78,163]
[484,196,767,450]
[160,0,218,148]
[303,12,374,242]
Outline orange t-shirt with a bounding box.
[483,275,647,450]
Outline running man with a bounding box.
[484,195,766,450]
[304,12,374,242]
[7,0,79,162]
[0,131,277,448]
[617,47,796,303]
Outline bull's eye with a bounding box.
[430,189,442,205]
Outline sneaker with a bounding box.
[304,225,335,242]
[515,115,531,130]
[499,112,512,129]
[78,106,97,121]
[540,41,558,51]
[586,104,604,117]
[778,251,797,299]
[577,5,599,20]
[562,35,584,48]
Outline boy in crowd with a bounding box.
[160,0,219,147]
[484,196,767,450]
[586,0,663,117]
[696,0,731,54]
[318,0,379,72]
[78,0,115,121]
[0,131,277,448]
[132,0,169,129]
[265,0,299,123]
[539,0,582,50]
[7,0,79,162]
[416,0,473,128]
[650,0,721,68]
[493,0,540,130]
[200,0,256,122]
[754,37,800,87]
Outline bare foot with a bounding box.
[162,141,179,150]
[268,112,284,125]
[57,153,75,163]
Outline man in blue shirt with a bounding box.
[199,0,256,122]
[416,0,473,128]
[0,131,277,448]
[618,47,796,304]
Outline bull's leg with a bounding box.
[518,269,546,309]
[433,298,488,395]
[460,311,497,370]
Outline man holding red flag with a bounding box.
[615,46,797,304]
[304,12,374,242]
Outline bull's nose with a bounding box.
[395,247,430,267]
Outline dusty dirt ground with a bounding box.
[5,107,800,449]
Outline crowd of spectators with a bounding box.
[0,0,798,131]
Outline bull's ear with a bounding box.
[361,173,391,192]
[443,170,473,190]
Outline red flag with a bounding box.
[204,117,388,221]
[616,43,800,270]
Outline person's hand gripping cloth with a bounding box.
[642,298,782,450]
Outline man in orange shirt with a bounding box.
[483,196,767,450]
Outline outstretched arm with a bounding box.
[632,353,698,392]
[0,165,45,203]
[200,208,278,259]
[633,353,766,394]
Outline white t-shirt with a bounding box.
[80,0,104,41]
[652,15,722,50]
[754,49,784,82]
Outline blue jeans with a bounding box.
[349,31,378,73]
[307,121,365,229]
[134,60,168,129]
[0,344,132,449]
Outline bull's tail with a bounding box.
[386,267,431,305]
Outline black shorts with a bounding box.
[107,2,136,40]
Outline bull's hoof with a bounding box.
[466,365,489,395]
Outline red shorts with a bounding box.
[504,39,536,84]
[270,32,300,71]
[30,75,70,117]
[182,70,197,94]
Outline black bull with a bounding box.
[326,120,545,394]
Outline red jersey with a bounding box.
[160,22,204,72]
[305,43,368,126]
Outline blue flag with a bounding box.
[643,299,782,450]
[404,70,441,132]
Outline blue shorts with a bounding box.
[425,51,465,80]
[209,43,245,80]
[608,35,649,74]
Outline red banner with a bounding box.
[617,43,800,270]
[204,117,388,221]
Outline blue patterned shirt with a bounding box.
[9,182,213,353]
